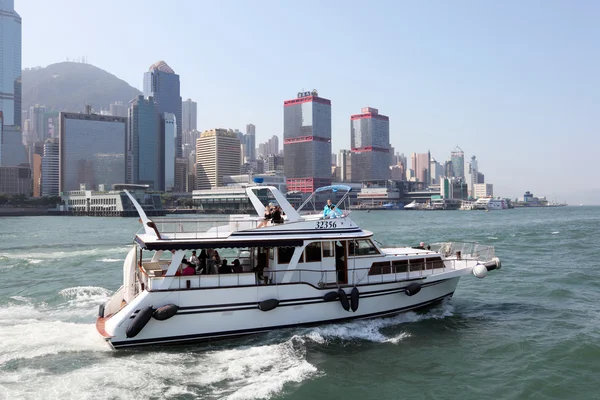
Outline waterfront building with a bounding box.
[59,111,127,192]
[163,112,177,191]
[265,154,284,175]
[128,95,162,190]
[196,129,241,189]
[61,184,164,216]
[0,120,27,166]
[0,163,31,195]
[32,153,41,197]
[29,104,46,143]
[41,137,59,196]
[474,183,493,198]
[182,98,197,133]
[143,61,182,157]
[283,90,332,192]
[466,155,478,198]
[350,107,390,182]
[244,124,256,161]
[451,146,465,180]
[0,0,21,128]
[337,149,351,182]
[430,158,445,185]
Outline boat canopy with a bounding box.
[297,185,352,213]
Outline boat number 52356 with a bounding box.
[315,221,337,229]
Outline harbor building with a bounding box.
[350,107,390,182]
[181,98,197,133]
[283,90,332,193]
[41,138,59,196]
[0,163,31,195]
[0,0,21,128]
[196,129,241,189]
[59,111,127,192]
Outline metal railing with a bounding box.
[428,242,495,263]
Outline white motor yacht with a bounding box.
[97,185,501,349]
[474,197,508,210]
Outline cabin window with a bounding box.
[392,259,409,273]
[304,242,322,263]
[350,240,380,256]
[368,261,392,275]
[277,247,295,264]
[409,258,425,272]
[429,256,444,270]
[322,241,334,257]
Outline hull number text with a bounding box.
[315,221,337,229]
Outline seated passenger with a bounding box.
[181,261,196,276]
[323,199,333,218]
[231,259,243,273]
[328,205,342,218]
[218,259,232,274]
[258,203,274,228]
[271,206,284,224]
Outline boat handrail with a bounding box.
[428,242,495,262]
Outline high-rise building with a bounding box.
[411,152,431,185]
[466,155,478,197]
[246,123,255,136]
[244,124,256,161]
[29,105,46,143]
[283,90,331,192]
[196,129,241,189]
[127,95,162,190]
[143,61,182,157]
[41,138,59,196]
[451,146,465,180]
[32,153,42,197]
[474,183,493,198]
[350,107,390,182]
[163,112,176,191]
[265,154,284,175]
[0,114,26,166]
[0,0,22,128]
[182,98,197,133]
[59,112,127,192]
[109,102,129,118]
[430,158,444,185]
[337,149,351,182]
[0,164,31,195]
[269,135,279,156]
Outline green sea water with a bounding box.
[0,207,599,399]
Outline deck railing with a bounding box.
[428,242,495,263]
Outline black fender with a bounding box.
[338,288,350,311]
[153,304,179,321]
[404,282,422,296]
[126,306,153,338]
[323,291,339,302]
[258,298,280,311]
[350,287,359,312]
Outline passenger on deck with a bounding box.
[231,259,243,273]
[328,205,342,218]
[218,259,232,274]
[271,206,285,224]
[190,251,199,267]
[323,199,333,218]
[413,242,426,250]
[198,249,207,273]
[181,261,196,276]
[258,203,275,228]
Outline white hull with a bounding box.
[103,275,462,348]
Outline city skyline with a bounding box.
[15,0,600,204]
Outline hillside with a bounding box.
[22,62,141,113]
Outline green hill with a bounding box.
[22,62,141,113]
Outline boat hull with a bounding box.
[102,276,461,348]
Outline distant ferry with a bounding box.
[474,197,508,210]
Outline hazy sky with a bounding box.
[18,0,600,204]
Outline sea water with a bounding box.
[0,207,599,399]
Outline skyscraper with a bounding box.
[163,112,176,191]
[411,152,431,185]
[182,98,197,133]
[0,0,21,127]
[245,123,256,160]
[41,138,59,196]
[59,112,127,192]
[283,90,331,193]
[196,129,241,189]
[109,102,129,118]
[350,107,390,182]
[143,61,182,157]
[0,112,26,166]
[128,95,162,190]
[29,104,46,143]
[451,146,465,180]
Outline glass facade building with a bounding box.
[283,93,332,193]
[59,112,127,192]
[41,138,59,196]
[0,0,21,127]
[181,98,197,133]
[143,61,182,158]
[350,107,390,182]
[128,95,162,190]
[163,112,176,191]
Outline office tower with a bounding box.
[451,146,465,180]
[244,124,256,161]
[337,149,351,182]
[477,172,485,184]
[0,0,21,128]
[32,153,42,197]
[430,158,444,185]
[41,138,59,196]
[163,112,176,191]
[0,164,31,195]
[29,105,46,143]
[444,160,454,178]
[59,112,127,192]
[283,90,331,192]
[466,155,478,197]
[350,107,390,182]
[196,129,241,189]
[109,102,129,118]
[269,135,279,156]
[0,113,26,166]
[265,154,284,175]
[182,98,197,132]
[128,95,162,189]
[411,152,431,185]
[143,61,182,157]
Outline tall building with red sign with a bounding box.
[350,107,390,182]
[283,90,332,193]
